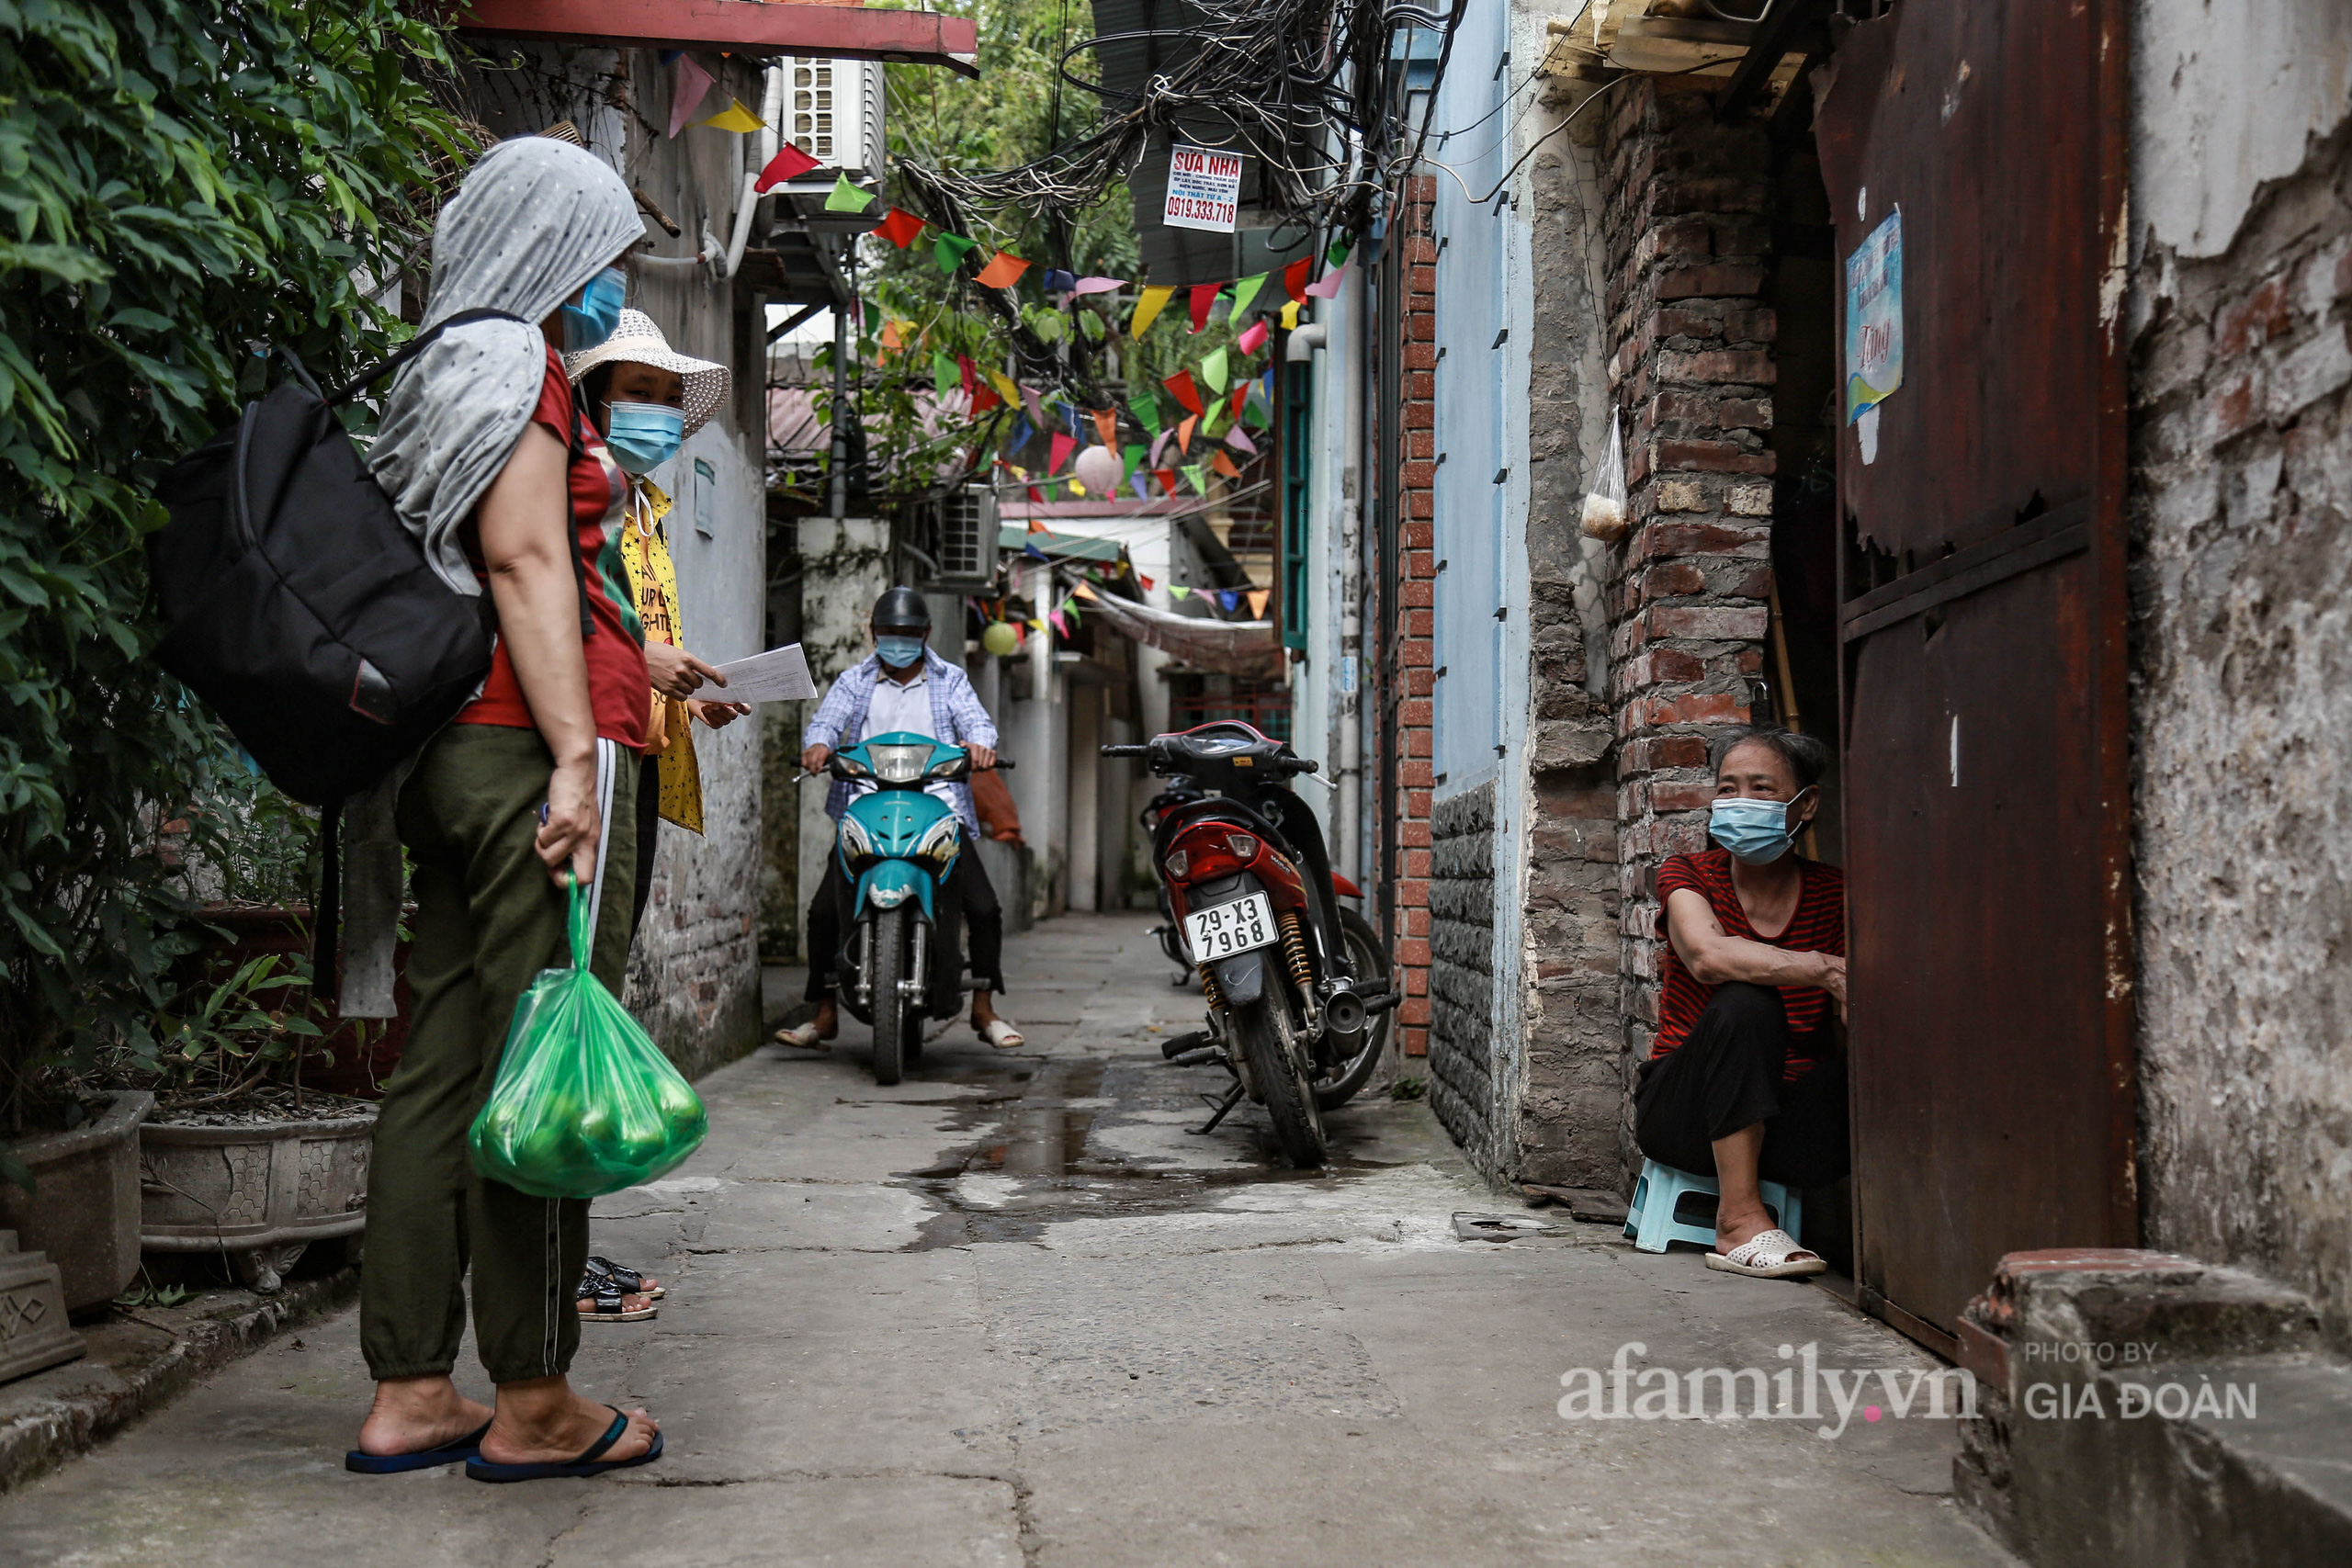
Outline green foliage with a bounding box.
[0,0,474,1131]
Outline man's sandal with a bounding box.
[774,1021,831,1051]
[576,1277,656,1322]
[586,1255,663,1300]
[344,1421,491,1474]
[1704,1227,1827,1279]
[464,1406,662,1483]
[978,1017,1025,1050]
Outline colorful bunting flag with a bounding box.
[1041,267,1077,294]
[975,251,1031,289]
[1216,590,1240,613]
[1131,285,1175,336]
[1139,574,1156,591]
[1048,432,1077,473]
[696,98,766,133]
[1122,442,1146,477]
[875,206,926,247]
[932,352,958,399]
[969,383,1002,418]
[1170,583,1192,600]
[1073,581,1099,602]
[825,175,875,212]
[1247,589,1271,618]
[1184,463,1209,494]
[1201,347,1229,394]
[1128,395,1161,436]
[879,320,903,351]
[1229,273,1267,318]
[1164,370,1204,417]
[1175,414,1197,454]
[1048,610,1069,637]
[934,233,979,274]
[1073,276,1125,296]
[1327,238,1353,266]
[1236,319,1269,356]
[987,369,1021,407]
[1187,283,1219,333]
[1091,408,1118,449]
[755,142,820,192]
[1283,256,1314,301]
[1131,474,1152,501]
[1225,426,1258,457]
[956,355,977,396]
[1304,260,1350,299]
[1280,299,1302,332]
[667,55,714,138]
[862,300,881,335]
[1156,469,1180,497]
[1021,384,1046,428]
[1212,449,1241,479]
[1228,384,1249,418]
[1026,516,1050,534]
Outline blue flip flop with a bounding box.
[345,1420,492,1474]
[465,1406,662,1483]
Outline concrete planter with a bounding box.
[0,1090,153,1311]
[0,1231,81,1384]
[140,1110,374,1294]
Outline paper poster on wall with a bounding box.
[1163,143,1243,233]
[1844,209,1904,423]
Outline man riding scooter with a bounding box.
[776,588,1024,1052]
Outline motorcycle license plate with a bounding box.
[1184,893,1278,961]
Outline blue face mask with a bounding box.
[876,636,926,669]
[560,266,628,353]
[603,400,685,474]
[1710,794,1807,864]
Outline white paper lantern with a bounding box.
[1071,444,1123,497]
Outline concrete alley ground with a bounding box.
[0,914,2015,1566]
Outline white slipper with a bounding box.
[978,1017,1026,1050]
[773,1021,831,1051]
[1704,1228,1826,1279]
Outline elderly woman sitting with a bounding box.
[1634,725,1848,1280]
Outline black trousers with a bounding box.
[631,755,661,934]
[1634,982,1849,1190]
[805,840,1003,1001]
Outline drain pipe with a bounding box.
[1335,266,1365,890]
[829,269,849,522]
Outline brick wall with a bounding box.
[2128,115,2352,1344]
[1386,174,1440,1059]
[1597,81,1776,1101]
[1426,784,1497,1161]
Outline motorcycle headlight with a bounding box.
[867,742,931,784]
[867,881,912,908]
[913,815,962,871]
[837,816,878,870]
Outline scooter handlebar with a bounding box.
[1100,744,1148,759]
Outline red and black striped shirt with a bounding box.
[1651,848,1844,1081]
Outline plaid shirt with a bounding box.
[803,649,998,833]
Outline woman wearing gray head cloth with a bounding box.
[349,137,662,1482]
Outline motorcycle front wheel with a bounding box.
[1235,997,1326,1168]
[1315,908,1396,1111]
[869,905,911,1086]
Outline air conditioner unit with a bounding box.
[775,57,886,179]
[931,484,999,591]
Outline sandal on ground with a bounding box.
[344,1420,491,1474]
[575,1277,656,1322]
[774,1021,832,1051]
[978,1017,1025,1050]
[585,1256,663,1300]
[1705,1227,1827,1279]
[464,1406,663,1483]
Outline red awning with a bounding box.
[452,1,980,77]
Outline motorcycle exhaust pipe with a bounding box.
[1323,985,1367,1040]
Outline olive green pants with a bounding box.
[359,726,637,1384]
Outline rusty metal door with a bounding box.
[1813,0,2133,1350]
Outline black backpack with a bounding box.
[150,308,522,808]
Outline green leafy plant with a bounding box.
[0,0,475,1156]
[1389,1076,1427,1102]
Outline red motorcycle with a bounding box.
[1103,722,1396,1166]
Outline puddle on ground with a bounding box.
[895,1050,1401,1250]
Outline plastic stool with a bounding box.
[1623,1158,1802,1255]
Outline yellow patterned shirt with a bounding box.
[616,479,704,834]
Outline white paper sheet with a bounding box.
[689,643,817,704]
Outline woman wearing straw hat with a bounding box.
[560,310,749,1325]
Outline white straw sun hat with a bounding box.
[562,308,730,438]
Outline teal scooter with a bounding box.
[822,732,1011,1084]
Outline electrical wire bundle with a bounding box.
[898,0,1457,256]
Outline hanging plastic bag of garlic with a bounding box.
[1579,408,1629,542]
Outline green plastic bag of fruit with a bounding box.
[468,874,707,1199]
